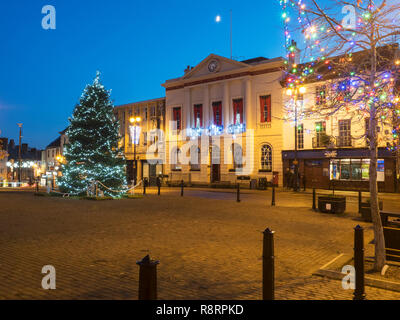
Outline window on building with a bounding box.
[260,95,271,123]
[190,146,201,171]
[173,107,182,130]
[171,147,181,171]
[260,144,272,172]
[315,121,326,147]
[193,104,203,127]
[337,80,351,101]
[150,106,156,117]
[233,99,244,124]
[330,159,385,181]
[297,124,304,149]
[338,119,351,147]
[143,132,147,146]
[212,101,222,126]
[143,107,148,120]
[315,85,327,105]
[232,143,243,170]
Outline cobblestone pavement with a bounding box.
[0,188,400,300]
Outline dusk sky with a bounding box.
[0,0,285,149]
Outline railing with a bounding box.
[336,136,353,148]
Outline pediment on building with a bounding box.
[182,54,250,80]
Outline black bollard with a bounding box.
[137,255,159,300]
[353,225,366,300]
[271,185,276,206]
[157,177,161,196]
[181,180,184,197]
[143,181,146,195]
[312,188,316,211]
[358,191,362,214]
[237,183,241,203]
[263,228,275,300]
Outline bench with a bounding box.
[380,211,400,262]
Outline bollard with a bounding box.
[263,228,275,300]
[143,181,146,195]
[358,191,362,214]
[353,225,366,300]
[137,255,159,300]
[237,183,241,203]
[181,180,184,197]
[157,177,161,196]
[271,185,276,206]
[312,188,316,211]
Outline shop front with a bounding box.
[282,148,398,193]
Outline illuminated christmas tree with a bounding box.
[58,72,126,197]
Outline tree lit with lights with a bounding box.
[58,72,127,197]
[280,0,400,270]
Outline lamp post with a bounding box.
[130,116,142,186]
[17,123,23,183]
[286,86,306,192]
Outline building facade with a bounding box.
[282,82,399,193]
[114,98,166,186]
[161,54,286,187]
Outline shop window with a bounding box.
[330,159,385,181]
[260,144,272,172]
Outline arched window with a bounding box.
[232,143,243,170]
[261,144,272,172]
[190,146,201,171]
[171,147,181,171]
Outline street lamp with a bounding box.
[130,116,141,186]
[17,123,23,184]
[286,86,306,192]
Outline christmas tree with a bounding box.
[58,72,127,197]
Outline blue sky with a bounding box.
[0,0,285,148]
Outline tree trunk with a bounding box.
[369,44,386,271]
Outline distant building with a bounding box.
[43,129,68,185]
[6,139,43,182]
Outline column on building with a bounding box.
[244,77,252,129]
[223,82,230,128]
[184,88,191,130]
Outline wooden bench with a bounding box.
[380,211,400,262]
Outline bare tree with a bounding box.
[282,0,400,271]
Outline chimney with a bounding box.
[184,65,192,74]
